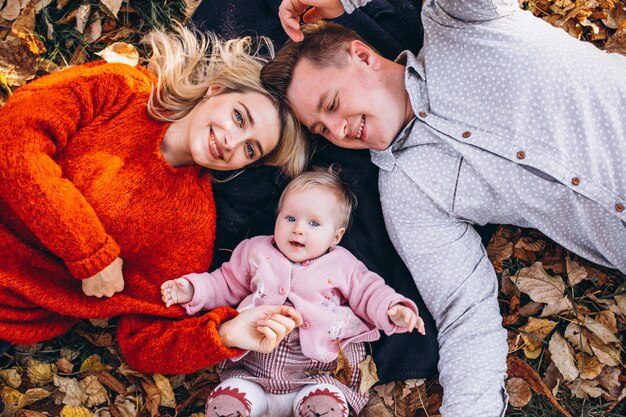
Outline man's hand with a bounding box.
[387,304,426,335]
[161,278,195,307]
[279,0,346,41]
[218,305,303,353]
[81,257,124,298]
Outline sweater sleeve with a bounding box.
[181,238,256,314]
[345,257,418,335]
[0,64,142,279]
[116,306,242,374]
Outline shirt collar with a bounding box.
[370,51,425,172]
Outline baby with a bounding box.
[161,167,425,417]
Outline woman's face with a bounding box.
[187,90,281,170]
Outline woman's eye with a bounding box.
[245,142,255,158]
[234,109,244,126]
[286,216,295,222]
[309,220,320,227]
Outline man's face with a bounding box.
[286,43,411,151]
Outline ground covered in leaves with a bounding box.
[1,1,625,416]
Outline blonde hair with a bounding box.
[278,165,356,228]
[143,24,307,178]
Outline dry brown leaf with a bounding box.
[75,3,91,34]
[506,377,532,407]
[594,309,618,333]
[54,374,86,406]
[519,301,543,317]
[615,293,626,316]
[540,295,573,317]
[507,355,572,417]
[140,378,161,417]
[520,317,558,351]
[101,0,123,17]
[85,16,103,44]
[56,357,74,374]
[74,327,114,347]
[564,321,592,354]
[0,367,22,388]
[583,315,620,344]
[500,273,517,296]
[89,318,109,328]
[80,354,111,374]
[333,341,353,386]
[152,374,175,408]
[596,366,622,398]
[587,332,620,366]
[567,379,608,399]
[548,332,579,381]
[95,42,139,66]
[1,0,21,21]
[15,410,49,417]
[373,382,396,407]
[358,355,379,393]
[575,352,605,380]
[0,37,41,87]
[60,405,93,417]
[514,237,545,252]
[83,375,108,407]
[97,371,128,396]
[486,231,513,272]
[514,262,565,304]
[32,0,53,13]
[361,391,394,417]
[396,379,426,417]
[114,395,138,417]
[27,359,57,385]
[566,256,588,286]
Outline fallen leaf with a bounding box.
[540,295,573,317]
[358,355,379,393]
[89,318,109,328]
[95,42,139,66]
[583,315,619,344]
[514,237,545,252]
[97,371,128,396]
[594,309,618,333]
[587,332,620,366]
[27,359,57,385]
[0,0,21,21]
[80,354,111,374]
[101,0,123,17]
[83,375,108,407]
[548,332,579,382]
[514,262,565,304]
[15,410,49,417]
[519,301,543,317]
[373,382,396,408]
[615,293,626,316]
[140,378,161,417]
[85,16,103,44]
[32,0,53,13]
[520,317,558,351]
[566,256,588,286]
[54,375,86,406]
[114,395,137,417]
[564,321,592,354]
[75,3,91,34]
[56,358,74,374]
[575,352,604,380]
[153,374,175,408]
[596,366,622,398]
[60,405,93,417]
[0,368,22,388]
[567,379,608,399]
[333,341,353,386]
[506,377,532,407]
[18,388,51,409]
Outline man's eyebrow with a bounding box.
[240,102,254,126]
[317,91,330,112]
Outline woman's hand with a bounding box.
[218,305,303,353]
[278,0,346,41]
[81,257,124,298]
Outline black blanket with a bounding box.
[193,0,439,382]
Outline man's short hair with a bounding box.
[261,21,367,102]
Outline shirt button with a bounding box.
[571,177,581,186]
[462,131,471,139]
[516,150,526,160]
[302,321,310,329]
[418,111,427,118]
[616,203,625,213]
[278,288,286,295]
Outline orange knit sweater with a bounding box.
[0,61,240,373]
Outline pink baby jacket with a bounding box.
[182,235,418,363]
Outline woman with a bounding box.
[0,25,307,374]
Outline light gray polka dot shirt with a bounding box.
[342,0,626,416]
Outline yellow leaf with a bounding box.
[1,386,22,409]
[522,344,543,359]
[575,352,604,380]
[96,42,139,67]
[80,354,111,374]
[357,355,379,393]
[152,374,176,408]
[17,388,51,408]
[0,368,22,388]
[520,317,558,351]
[60,405,92,417]
[27,359,57,385]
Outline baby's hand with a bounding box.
[387,304,426,335]
[160,278,194,307]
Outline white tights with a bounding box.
[205,377,350,417]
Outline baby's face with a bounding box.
[274,186,346,263]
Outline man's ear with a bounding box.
[331,227,346,248]
[348,40,380,69]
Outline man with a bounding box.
[262,0,626,416]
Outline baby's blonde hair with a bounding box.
[143,24,307,178]
[278,166,356,228]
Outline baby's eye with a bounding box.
[309,220,320,227]
[286,216,295,222]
